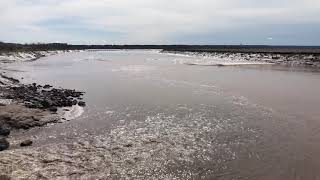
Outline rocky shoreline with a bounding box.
[0,52,86,152]
[163,50,320,67]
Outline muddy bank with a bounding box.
[0,79,85,129]
[163,50,320,67]
[0,104,59,130]
[0,69,85,152]
[0,50,81,63]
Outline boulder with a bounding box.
[20,140,33,147]
[72,99,78,105]
[43,84,52,89]
[0,126,10,136]
[78,101,86,107]
[0,138,9,151]
[49,106,58,112]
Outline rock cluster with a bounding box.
[3,83,85,112]
[0,77,86,151]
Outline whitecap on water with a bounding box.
[111,65,156,73]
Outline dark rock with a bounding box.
[1,79,85,113]
[72,99,78,105]
[78,101,86,107]
[5,95,13,99]
[124,143,133,148]
[25,102,36,108]
[49,106,58,112]
[0,138,9,151]
[20,140,33,147]
[31,116,40,121]
[0,174,11,180]
[43,84,52,89]
[0,103,5,106]
[41,99,53,108]
[0,126,10,136]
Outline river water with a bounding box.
[2,50,320,179]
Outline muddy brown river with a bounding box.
[1,50,320,179]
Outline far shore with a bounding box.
[1,42,320,67]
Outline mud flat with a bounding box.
[0,50,81,63]
[163,49,320,67]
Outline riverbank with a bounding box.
[0,50,82,63]
[0,51,86,153]
[162,50,320,67]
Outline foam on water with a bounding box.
[60,105,84,121]
[0,104,262,179]
[111,65,156,73]
[174,58,272,66]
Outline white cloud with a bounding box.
[0,0,320,44]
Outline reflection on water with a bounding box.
[1,50,320,179]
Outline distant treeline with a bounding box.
[1,42,320,54]
[0,42,176,52]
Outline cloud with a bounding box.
[0,0,320,44]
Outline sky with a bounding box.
[0,0,320,45]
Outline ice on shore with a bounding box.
[60,105,85,121]
[0,50,78,63]
[164,50,320,67]
[173,57,272,66]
